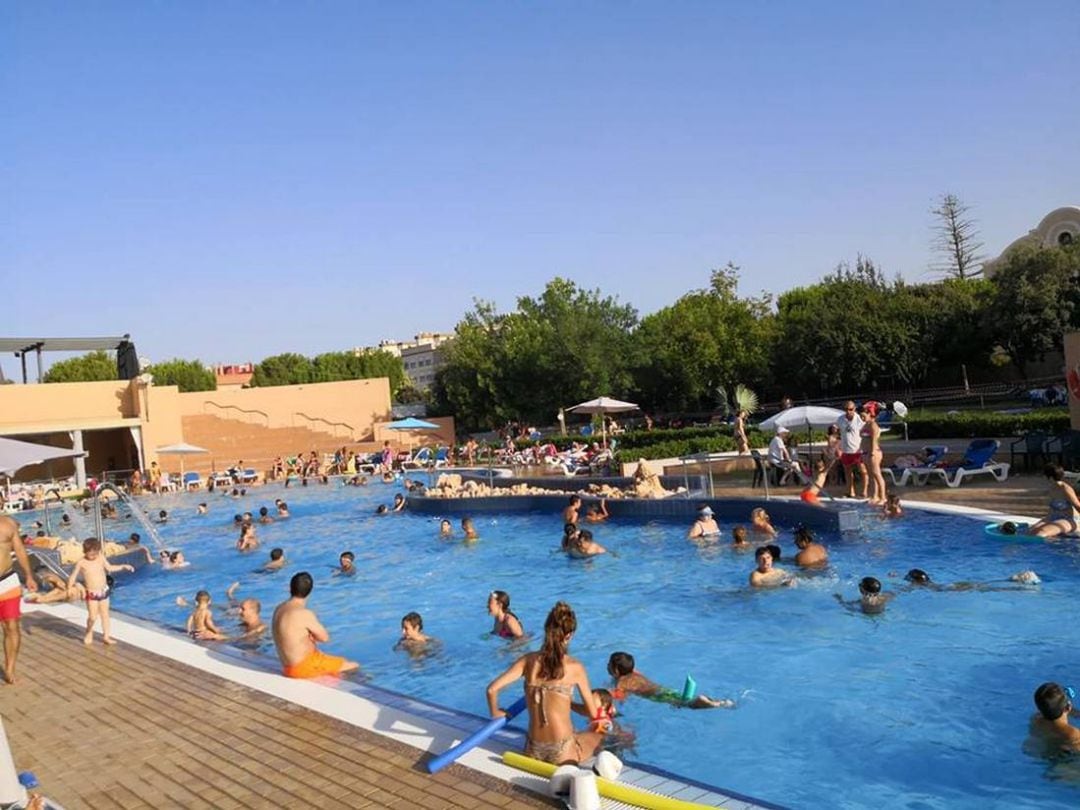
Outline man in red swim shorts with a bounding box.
[272,571,359,679]
[836,401,867,499]
[0,515,38,684]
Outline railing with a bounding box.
[202,401,270,427]
[293,412,355,440]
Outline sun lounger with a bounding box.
[402,447,433,469]
[182,472,202,491]
[911,440,1010,487]
[239,468,258,484]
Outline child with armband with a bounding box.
[607,652,734,709]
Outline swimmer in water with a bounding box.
[394,611,438,658]
[275,499,290,518]
[883,493,903,518]
[561,523,579,552]
[487,590,523,639]
[731,525,750,548]
[237,523,258,552]
[334,551,356,576]
[749,546,793,588]
[262,547,286,571]
[584,499,610,524]
[258,507,273,524]
[793,526,828,568]
[462,517,478,541]
[900,568,1041,592]
[187,590,226,640]
[156,510,168,524]
[1025,682,1080,755]
[563,495,582,525]
[572,687,619,733]
[750,507,778,538]
[375,504,389,516]
[439,519,453,537]
[607,652,734,709]
[835,576,893,614]
[392,493,406,513]
[197,503,208,515]
[688,506,720,541]
[567,528,608,558]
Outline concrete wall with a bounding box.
[0,380,138,425]
[176,378,394,440]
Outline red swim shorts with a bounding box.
[800,489,821,505]
[840,452,864,467]
[0,595,21,621]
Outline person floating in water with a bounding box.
[273,572,359,679]
[375,504,390,516]
[883,493,903,517]
[1026,682,1080,754]
[688,506,720,541]
[749,546,792,588]
[607,652,734,709]
[793,526,828,568]
[835,576,893,614]
[439,519,453,537]
[487,590,523,640]
[901,568,1041,591]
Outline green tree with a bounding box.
[433,278,638,429]
[146,358,217,392]
[43,350,118,383]
[353,350,406,395]
[631,264,772,412]
[250,353,314,387]
[984,243,1080,373]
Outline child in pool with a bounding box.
[487,590,523,639]
[567,528,608,558]
[394,611,438,657]
[462,517,479,541]
[835,576,894,614]
[750,507,778,538]
[607,652,734,709]
[334,551,356,576]
[584,499,609,523]
[731,525,750,548]
[439,519,453,537]
[883,494,903,517]
[187,590,226,640]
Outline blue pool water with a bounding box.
[42,484,1080,808]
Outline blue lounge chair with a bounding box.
[432,446,450,468]
[912,440,1010,487]
[402,447,433,469]
[182,471,202,490]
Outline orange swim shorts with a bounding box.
[283,649,348,679]
[800,489,821,505]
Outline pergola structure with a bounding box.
[0,335,138,383]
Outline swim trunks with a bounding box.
[85,586,110,602]
[0,571,22,620]
[800,489,821,505]
[839,452,863,467]
[283,648,348,679]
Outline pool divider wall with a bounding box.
[406,476,850,532]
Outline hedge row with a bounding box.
[903,409,1070,439]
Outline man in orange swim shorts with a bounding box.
[272,571,359,679]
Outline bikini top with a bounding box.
[527,679,574,726]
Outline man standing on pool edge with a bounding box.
[836,400,867,499]
[0,515,38,684]
[273,571,359,679]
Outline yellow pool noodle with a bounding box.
[502,751,725,810]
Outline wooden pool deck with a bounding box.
[3,612,556,810]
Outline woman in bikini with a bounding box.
[487,590,523,639]
[486,602,605,764]
[1029,464,1080,538]
[733,410,749,455]
[863,403,887,505]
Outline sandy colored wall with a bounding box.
[1065,332,1080,430]
[177,378,393,440]
[141,385,186,466]
[0,380,138,428]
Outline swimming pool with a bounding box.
[48,483,1080,808]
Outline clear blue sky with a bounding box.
[3,2,1078,377]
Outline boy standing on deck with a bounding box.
[67,537,134,646]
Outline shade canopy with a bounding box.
[387,417,439,430]
[567,397,639,414]
[758,406,845,432]
[0,436,87,477]
[156,442,209,455]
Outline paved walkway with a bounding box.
[4,613,556,810]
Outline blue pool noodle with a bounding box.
[427,696,528,773]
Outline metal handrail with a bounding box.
[293,412,355,440]
[203,401,270,426]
